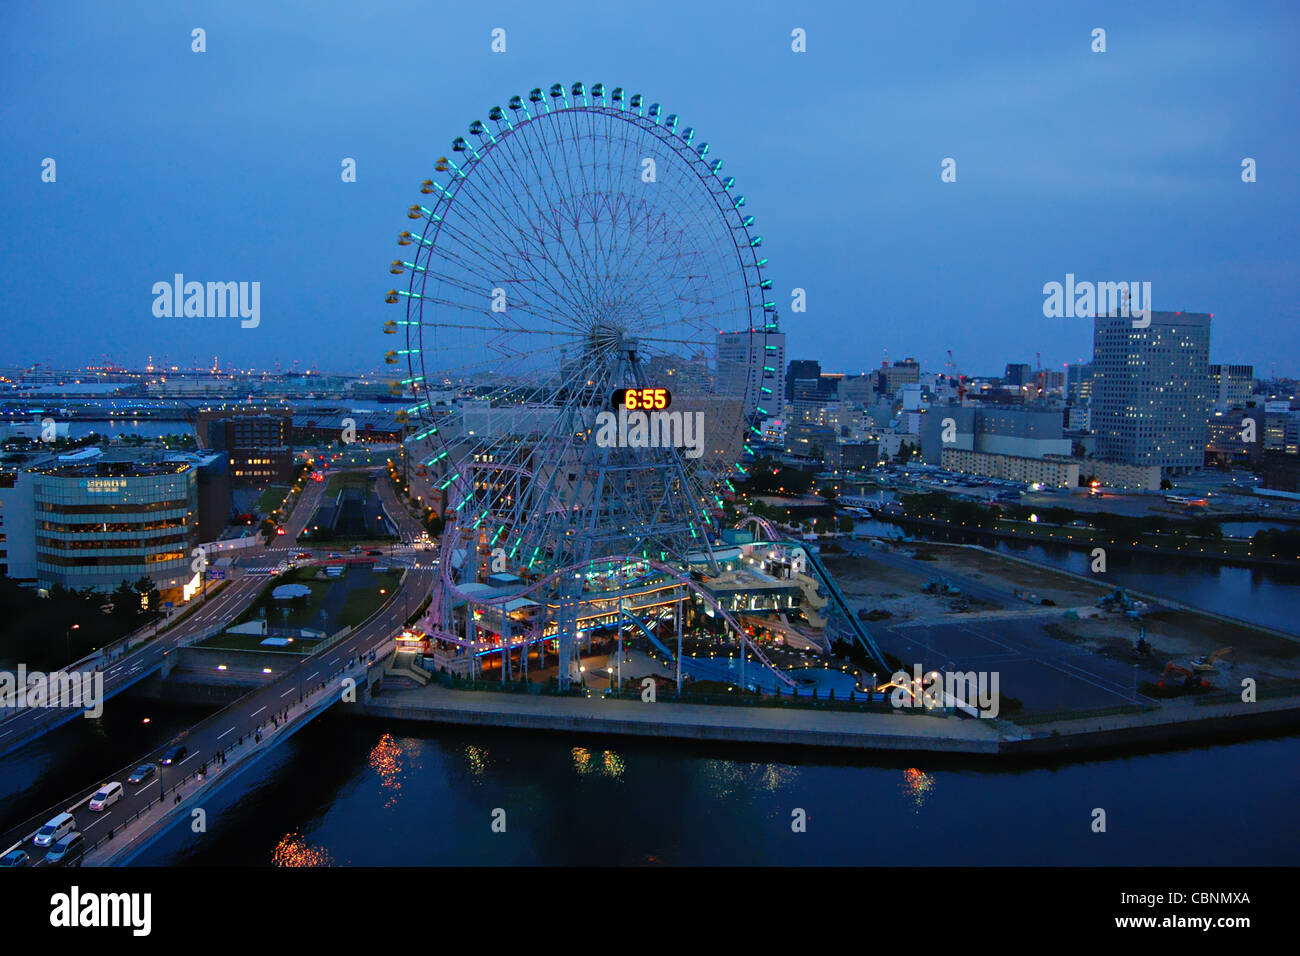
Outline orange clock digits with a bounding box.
[611,388,672,411]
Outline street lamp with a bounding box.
[66,624,80,663]
[607,666,614,695]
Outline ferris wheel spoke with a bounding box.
[415,319,580,338]
[420,147,599,332]
[476,123,612,323]
[399,85,777,607]
[425,189,595,332]
[529,115,626,315]
[407,293,577,338]
[439,155,595,323]
[414,275,591,336]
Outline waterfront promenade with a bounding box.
[360,681,1004,752]
[359,675,1300,758]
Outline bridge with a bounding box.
[0,466,419,759]
[0,567,431,866]
[0,576,264,760]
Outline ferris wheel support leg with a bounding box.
[557,592,572,692]
[676,586,684,697]
[741,622,746,692]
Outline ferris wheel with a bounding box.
[386,82,780,578]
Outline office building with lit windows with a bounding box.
[197,407,294,484]
[1091,311,1211,476]
[29,456,200,601]
[716,330,785,417]
[1209,364,1254,409]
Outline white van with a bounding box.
[33,812,75,847]
[88,782,122,812]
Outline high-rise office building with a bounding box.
[838,373,875,406]
[1209,364,1255,408]
[716,330,785,417]
[785,359,820,401]
[1092,311,1211,475]
[197,407,294,485]
[1004,363,1034,387]
[1065,362,1093,403]
[877,359,920,398]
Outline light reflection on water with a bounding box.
[368,733,404,809]
[124,717,1297,866]
[272,831,334,867]
[902,767,935,811]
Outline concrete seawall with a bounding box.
[356,684,1300,759]
[358,685,1004,754]
[1002,695,1300,756]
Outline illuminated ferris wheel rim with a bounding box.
[393,81,780,447]
[386,82,785,584]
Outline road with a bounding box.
[0,468,359,756]
[0,576,265,759]
[281,471,328,539]
[1,566,433,865]
[374,465,431,541]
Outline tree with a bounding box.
[110,581,139,627]
[1188,516,1223,540]
[1160,478,1173,490]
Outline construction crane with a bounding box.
[946,349,968,401]
[1032,351,1046,400]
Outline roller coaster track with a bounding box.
[737,516,891,674]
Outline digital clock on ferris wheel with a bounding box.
[612,387,672,411]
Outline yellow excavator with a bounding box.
[1190,646,1234,675]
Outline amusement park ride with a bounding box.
[384,82,889,693]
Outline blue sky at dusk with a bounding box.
[2,0,1296,377]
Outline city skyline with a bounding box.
[1,0,1296,906]
[3,1,1298,376]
